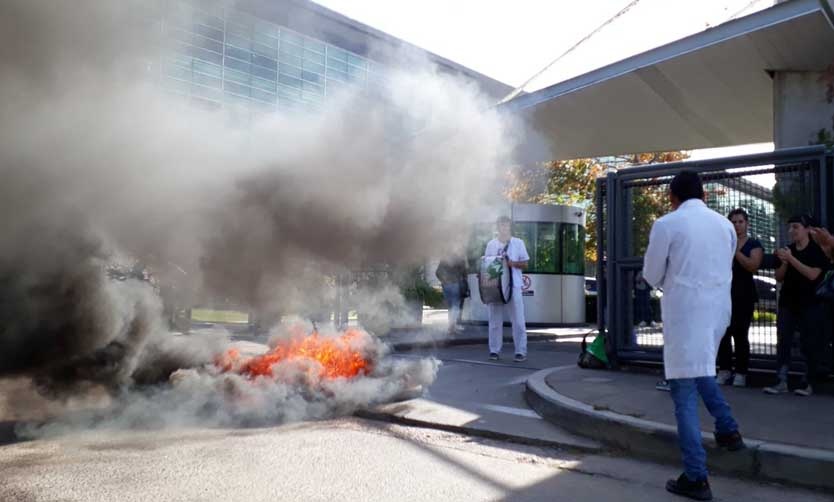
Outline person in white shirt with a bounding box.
[643,171,744,501]
[484,216,530,362]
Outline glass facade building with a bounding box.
[150,0,389,121]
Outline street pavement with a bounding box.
[0,417,827,502]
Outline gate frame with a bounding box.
[597,145,832,367]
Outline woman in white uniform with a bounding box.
[484,216,530,362]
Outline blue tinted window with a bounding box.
[193,59,222,77]
[303,59,324,74]
[253,31,278,49]
[279,74,302,88]
[304,39,325,54]
[250,88,277,104]
[224,81,251,97]
[225,45,250,62]
[226,34,251,50]
[224,57,250,73]
[252,54,277,70]
[326,67,347,82]
[193,72,221,89]
[277,84,301,99]
[224,68,250,85]
[251,65,277,81]
[347,54,367,69]
[252,42,277,59]
[281,30,304,45]
[301,71,320,83]
[192,35,222,54]
[327,58,347,72]
[194,24,223,42]
[304,50,325,65]
[281,42,303,57]
[302,80,323,94]
[279,63,301,79]
[251,76,276,92]
[193,11,223,30]
[191,46,222,65]
[278,51,302,68]
[327,47,347,62]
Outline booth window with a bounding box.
[560,223,585,275]
[466,221,585,276]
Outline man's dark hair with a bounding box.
[728,208,749,221]
[669,170,704,202]
[787,214,816,227]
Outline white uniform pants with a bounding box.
[487,287,527,355]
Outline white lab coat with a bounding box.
[642,199,736,379]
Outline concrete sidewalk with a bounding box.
[526,365,834,492]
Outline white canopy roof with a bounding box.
[504,0,834,161]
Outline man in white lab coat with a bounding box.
[643,171,744,501]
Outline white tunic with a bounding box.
[642,199,736,379]
[485,237,530,289]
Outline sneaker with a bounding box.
[488,353,499,361]
[763,381,789,395]
[655,379,671,392]
[732,373,746,387]
[794,384,813,397]
[665,473,713,501]
[716,370,733,385]
[637,321,647,328]
[714,430,745,451]
[513,353,527,363]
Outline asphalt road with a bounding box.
[0,417,825,502]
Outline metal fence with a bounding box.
[597,146,833,371]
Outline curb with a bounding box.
[389,333,577,351]
[354,408,605,455]
[525,368,834,493]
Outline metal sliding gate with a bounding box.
[596,146,833,369]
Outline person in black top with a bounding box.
[764,214,831,396]
[717,209,763,387]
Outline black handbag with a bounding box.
[816,270,834,301]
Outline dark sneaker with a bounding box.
[488,353,499,361]
[714,430,745,451]
[513,353,527,363]
[666,473,713,501]
[655,379,671,392]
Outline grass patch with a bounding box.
[190,308,250,324]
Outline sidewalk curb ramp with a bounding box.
[525,368,834,493]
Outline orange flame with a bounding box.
[217,328,371,380]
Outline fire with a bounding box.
[217,327,371,380]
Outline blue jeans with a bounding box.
[669,377,739,481]
[441,283,462,330]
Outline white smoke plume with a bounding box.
[0,0,517,429]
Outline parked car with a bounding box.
[753,275,777,312]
